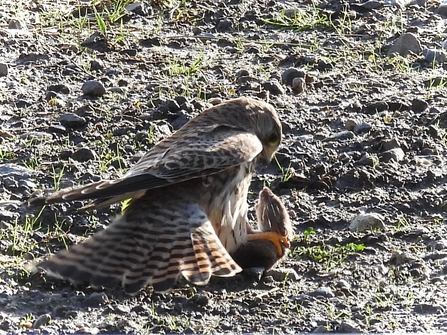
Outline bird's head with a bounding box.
[246,98,282,162]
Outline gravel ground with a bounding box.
[1,0,447,333]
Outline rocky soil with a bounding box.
[1,0,447,333]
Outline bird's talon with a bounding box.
[247,231,290,257]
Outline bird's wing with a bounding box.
[29,127,262,206]
[31,197,241,295]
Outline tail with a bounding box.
[31,199,241,295]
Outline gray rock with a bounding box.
[262,79,285,95]
[0,63,7,76]
[353,122,372,134]
[125,2,153,16]
[8,19,22,29]
[33,314,51,329]
[412,99,429,113]
[388,33,422,56]
[19,131,52,142]
[338,320,362,333]
[269,268,300,282]
[60,113,87,128]
[71,148,96,162]
[281,68,305,86]
[424,49,447,64]
[325,131,355,141]
[0,163,40,178]
[308,286,335,298]
[82,292,109,308]
[381,147,405,162]
[82,80,106,96]
[349,213,386,232]
[292,77,306,93]
[437,2,447,16]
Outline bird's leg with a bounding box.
[247,232,290,257]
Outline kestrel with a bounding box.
[28,97,287,295]
[232,187,293,271]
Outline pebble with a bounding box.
[60,113,87,128]
[19,131,52,142]
[191,292,209,307]
[349,213,386,232]
[338,320,362,333]
[363,101,388,114]
[262,79,285,95]
[71,147,96,162]
[269,268,300,282]
[353,122,372,134]
[0,163,40,178]
[387,32,421,56]
[33,314,51,328]
[8,19,22,29]
[82,292,109,308]
[325,131,355,141]
[381,147,405,162]
[48,84,70,94]
[292,77,306,93]
[82,80,106,96]
[313,325,329,333]
[411,98,429,113]
[125,2,153,16]
[423,49,447,64]
[307,286,335,298]
[281,68,305,86]
[437,1,447,16]
[0,63,7,76]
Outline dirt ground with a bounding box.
[1,0,447,333]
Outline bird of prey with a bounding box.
[28,97,286,295]
[232,187,293,271]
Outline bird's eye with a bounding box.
[267,132,280,145]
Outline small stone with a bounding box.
[60,113,87,128]
[216,18,233,32]
[424,49,447,64]
[308,286,335,298]
[292,77,306,93]
[71,148,96,162]
[427,125,440,138]
[262,79,285,95]
[313,325,329,333]
[281,68,305,86]
[33,314,51,329]
[8,19,22,29]
[345,119,357,131]
[338,320,362,333]
[437,2,447,16]
[325,131,355,141]
[411,99,429,113]
[357,153,376,166]
[381,147,405,162]
[363,101,388,114]
[125,2,153,16]
[349,213,386,232]
[82,292,109,308]
[19,131,52,142]
[269,268,300,282]
[0,63,8,76]
[353,122,372,134]
[47,84,70,94]
[388,33,422,56]
[191,292,209,307]
[82,80,106,96]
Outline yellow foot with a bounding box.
[247,231,290,257]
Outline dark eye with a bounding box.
[267,132,280,145]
